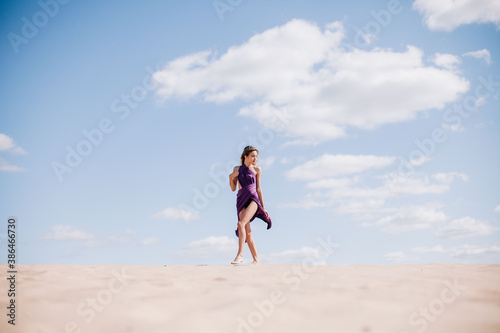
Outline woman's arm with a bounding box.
[229,166,239,192]
[255,166,268,213]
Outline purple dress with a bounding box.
[235,163,272,237]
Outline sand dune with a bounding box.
[1,263,499,333]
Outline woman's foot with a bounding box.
[251,260,260,265]
[231,255,243,265]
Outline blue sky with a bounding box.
[1,0,499,265]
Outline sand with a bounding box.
[1,263,499,333]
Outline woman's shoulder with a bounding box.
[233,165,240,172]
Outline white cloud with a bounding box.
[379,172,463,197]
[383,251,416,262]
[0,134,16,151]
[83,240,109,248]
[181,236,237,255]
[431,53,461,70]
[141,237,161,246]
[286,154,395,181]
[451,244,500,259]
[476,97,486,107]
[259,155,276,169]
[431,172,468,183]
[0,133,26,155]
[0,158,26,172]
[152,207,201,221]
[41,225,94,241]
[335,199,388,217]
[10,147,27,155]
[411,245,446,253]
[494,205,500,213]
[262,246,335,265]
[278,192,332,210]
[411,244,500,259]
[363,204,448,233]
[409,155,432,167]
[0,134,27,172]
[281,170,467,218]
[436,217,498,239]
[153,19,468,145]
[108,235,132,243]
[442,123,466,132]
[325,172,465,199]
[41,227,158,248]
[307,176,360,189]
[279,156,307,164]
[463,49,491,64]
[413,0,500,31]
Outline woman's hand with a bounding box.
[229,169,239,192]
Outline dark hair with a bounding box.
[240,145,259,165]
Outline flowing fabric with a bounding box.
[235,163,272,237]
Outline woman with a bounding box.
[229,146,272,265]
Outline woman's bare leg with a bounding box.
[245,222,259,264]
[231,201,258,264]
[231,208,247,264]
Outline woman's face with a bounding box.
[246,151,258,165]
